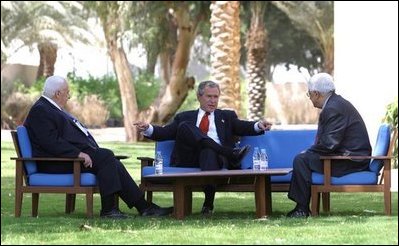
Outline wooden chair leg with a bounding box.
[32,193,39,217]
[322,192,330,212]
[71,194,76,212]
[65,194,76,214]
[311,187,320,216]
[146,191,153,204]
[384,186,392,215]
[15,190,23,217]
[86,192,94,218]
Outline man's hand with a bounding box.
[133,121,149,132]
[258,120,273,131]
[78,152,93,168]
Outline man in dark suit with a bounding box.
[287,73,372,218]
[24,75,173,219]
[135,80,272,216]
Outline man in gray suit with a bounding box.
[287,73,372,218]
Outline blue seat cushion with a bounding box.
[240,130,317,169]
[29,173,97,186]
[271,173,292,183]
[312,171,378,185]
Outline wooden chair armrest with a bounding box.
[319,155,393,160]
[10,157,85,162]
[318,155,392,186]
[137,157,154,168]
[115,155,129,160]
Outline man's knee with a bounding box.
[293,152,309,169]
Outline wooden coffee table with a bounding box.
[143,168,292,219]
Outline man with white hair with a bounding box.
[287,72,372,218]
[24,75,173,219]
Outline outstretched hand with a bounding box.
[258,120,273,131]
[133,121,149,132]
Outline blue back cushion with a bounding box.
[240,129,317,169]
[369,124,391,173]
[16,126,37,175]
[155,140,175,167]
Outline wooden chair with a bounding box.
[311,124,397,216]
[11,126,99,218]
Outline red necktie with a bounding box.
[199,112,210,134]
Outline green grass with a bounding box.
[1,140,398,244]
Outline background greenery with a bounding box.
[1,140,398,245]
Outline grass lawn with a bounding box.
[1,140,398,245]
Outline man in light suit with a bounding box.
[24,75,173,219]
[135,80,272,216]
[287,73,372,218]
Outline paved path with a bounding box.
[1,128,397,191]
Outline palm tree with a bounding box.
[209,1,241,113]
[1,1,91,79]
[271,1,334,74]
[245,2,268,121]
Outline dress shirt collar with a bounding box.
[198,108,213,118]
[42,95,62,111]
[322,92,333,110]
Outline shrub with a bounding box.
[66,95,109,128]
[3,92,35,128]
[67,74,122,120]
[384,98,398,168]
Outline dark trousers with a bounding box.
[175,122,222,208]
[38,147,145,211]
[288,151,369,210]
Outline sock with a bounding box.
[201,139,233,157]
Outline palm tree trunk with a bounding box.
[246,2,268,121]
[210,1,241,114]
[36,41,57,80]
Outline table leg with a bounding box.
[254,175,272,217]
[173,180,186,220]
[265,175,272,214]
[254,175,266,218]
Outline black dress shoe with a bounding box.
[100,208,128,219]
[286,208,310,218]
[201,206,213,217]
[229,145,251,169]
[141,204,174,217]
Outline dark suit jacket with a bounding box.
[24,97,98,172]
[308,93,372,174]
[149,109,262,165]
